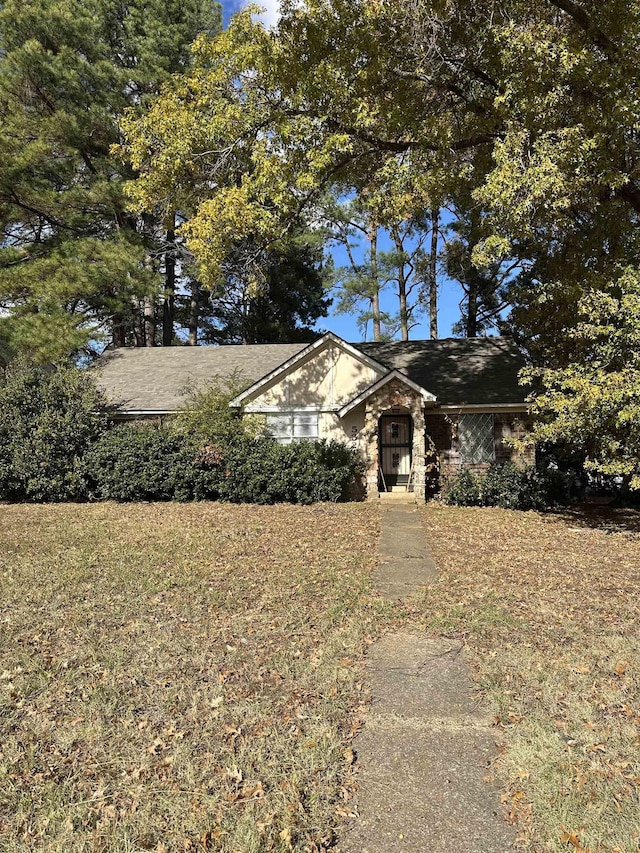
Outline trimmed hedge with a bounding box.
[0,361,364,505]
[83,425,198,502]
[85,424,362,505]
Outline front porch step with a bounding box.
[378,491,416,502]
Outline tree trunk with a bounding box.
[467,279,478,337]
[611,473,633,507]
[162,218,176,346]
[371,227,381,341]
[399,276,408,341]
[133,300,145,347]
[429,208,439,339]
[393,228,409,341]
[144,297,156,346]
[188,280,199,346]
[112,314,126,348]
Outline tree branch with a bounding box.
[284,108,498,153]
[618,181,640,214]
[548,0,619,58]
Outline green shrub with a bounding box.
[443,462,570,510]
[480,461,538,509]
[85,427,362,505]
[211,436,361,505]
[85,423,198,502]
[0,358,106,502]
[443,467,481,506]
[170,373,264,444]
[0,356,363,506]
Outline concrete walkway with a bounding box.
[340,500,516,853]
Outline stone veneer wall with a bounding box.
[364,381,427,501]
[424,412,535,483]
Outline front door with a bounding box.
[379,414,412,488]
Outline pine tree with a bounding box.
[200,231,331,345]
[0,0,220,361]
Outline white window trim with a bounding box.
[266,411,320,444]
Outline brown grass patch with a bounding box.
[0,502,384,852]
[416,504,640,853]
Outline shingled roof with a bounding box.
[96,344,306,412]
[96,335,528,413]
[358,337,528,405]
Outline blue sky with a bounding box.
[219,0,465,343]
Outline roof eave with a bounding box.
[435,402,529,412]
[228,332,389,408]
[337,370,436,418]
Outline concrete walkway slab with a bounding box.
[342,726,514,853]
[339,504,516,853]
[367,633,488,723]
[374,504,438,600]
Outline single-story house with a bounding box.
[97,331,534,500]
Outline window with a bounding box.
[458,413,495,464]
[266,412,319,444]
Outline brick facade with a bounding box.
[424,412,535,490]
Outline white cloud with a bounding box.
[248,0,281,29]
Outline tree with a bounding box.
[443,200,519,338]
[0,0,221,361]
[379,216,441,341]
[121,5,455,294]
[523,269,640,492]
[200,230,331,344]
[325,199,388,341]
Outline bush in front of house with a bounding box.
[213,436,363,504]
[481,461,548,510]
[84,424,199,502]
[85,424,362,504]
[442,467,482,506]
[443,462,570,510]
[0,360,362,505]
[0,357,107,502]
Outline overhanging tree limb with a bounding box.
[548,0,620,58]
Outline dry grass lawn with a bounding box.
[5,499,640,853]
[416,504,640,853]
[0,502,384,853]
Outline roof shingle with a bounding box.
[357,337,528,405]
[95,344,307,412]
[95,336,528,412]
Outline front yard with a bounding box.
[417,505,640,853]
[0,503,383,852]
[2,500,640,853]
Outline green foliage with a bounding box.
[524,269,640,490]
[170,373,261,445]
[443,462,569,511]
[0,0,221,360]
[0,359,362,505]
[201,230,332,345]
[442,468,482,507]
[0,358,107,501]
[120,5,450,290]
[212,437,362,505]
[86,426,361,505]
[481,462,544,511]
[84,424,198,502]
